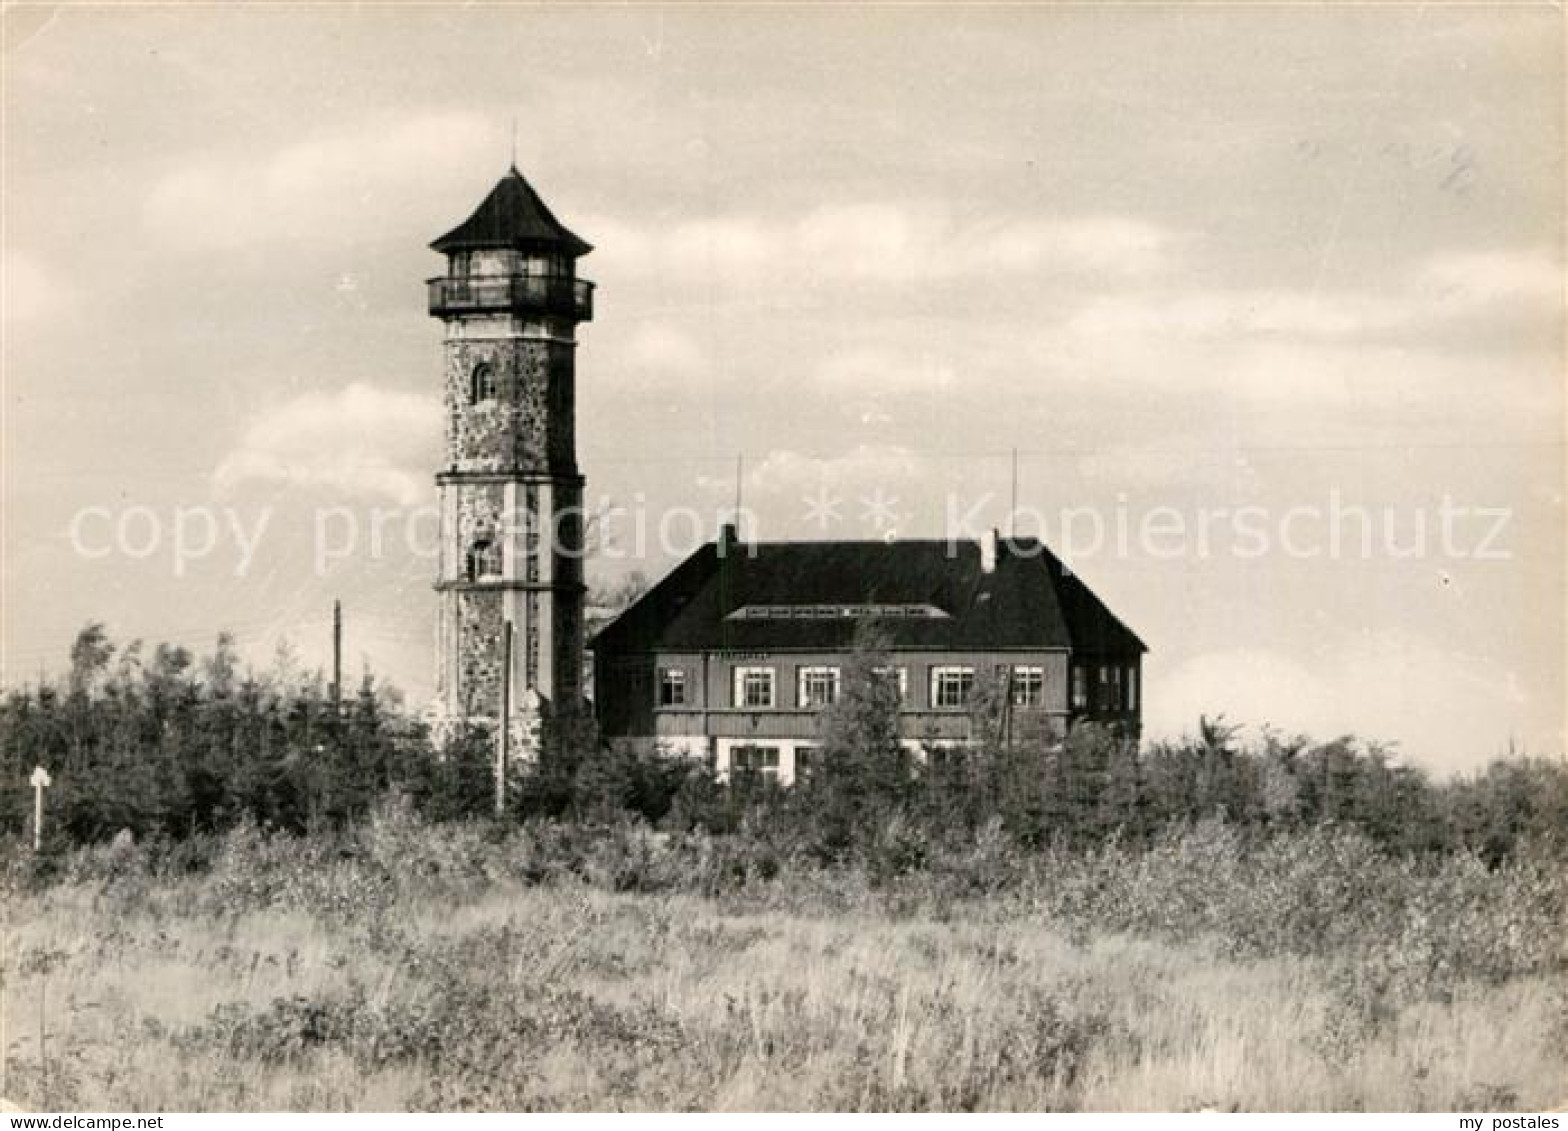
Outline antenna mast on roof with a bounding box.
[1009,447,1019,534]
[733,454,744,530]
[510,116,518,168]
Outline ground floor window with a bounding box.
[794,744,822,782]
[730,744,780,785]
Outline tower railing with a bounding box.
[428,274,594,321]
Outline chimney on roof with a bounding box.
[980,528,999,574]
[718,522,738,558]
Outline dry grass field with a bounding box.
[3,814,1564,1112]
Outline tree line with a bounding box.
[2,623,1564,864]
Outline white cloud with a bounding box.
[977,215,1174,276]
[740,444,926,496]
[1418,248,1562,308]
[1035,251,1562,427]
[695,443,936,518]
[2,251,71,326]
[668,216,783,275]
[1062,246,1561,348]
[687,443,999,541]
[1148,633,1550,774]
[817,347,959,393]
[1149,648,1340,744]
[621,322,708,376]
[1065,287,1415,343]
[212,383,438,506]
[590,203,1178,287]
[145,112,494,252]
[1072,446,1264,495]
[1046,332,1553,439]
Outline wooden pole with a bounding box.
[1001,663,1014,751]
[29,766,50,852]
[497,620,513,817]
[1,922,7,1101]
[38,973,46,1109]
[332,599,343,714]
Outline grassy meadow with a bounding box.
[3,811,1564,1112]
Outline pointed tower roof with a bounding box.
[431,166,593,257]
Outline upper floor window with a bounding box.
[930,665,975,709]
[465,537,502,582]
[872,665,908,701]
[732,665,775,709]
[1071,665,1088,710]
[658,667,687,708]
[1010,665,1045,708]
[797,665,840,708]
[1127,666,1139,711]
[469,362,496,404]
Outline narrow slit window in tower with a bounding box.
[470,362,496,404]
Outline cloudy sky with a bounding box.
[3,5,1562,772]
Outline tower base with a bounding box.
[425,688,598,757]
[425,691,546,762]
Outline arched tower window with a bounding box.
[469,362,496,404]
[465,537,502,582]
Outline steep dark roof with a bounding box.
[595,537,1146,656]
[431,166,593,257]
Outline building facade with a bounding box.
[593,529,1146,784]
[428,167,593,747]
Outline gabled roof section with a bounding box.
[431,166,593,257]
[1028,539,1148,655]
[591,542,720,655]
[594,537,1146,655]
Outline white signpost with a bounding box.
[29,766,51,851]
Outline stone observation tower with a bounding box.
[427,166,593,750]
